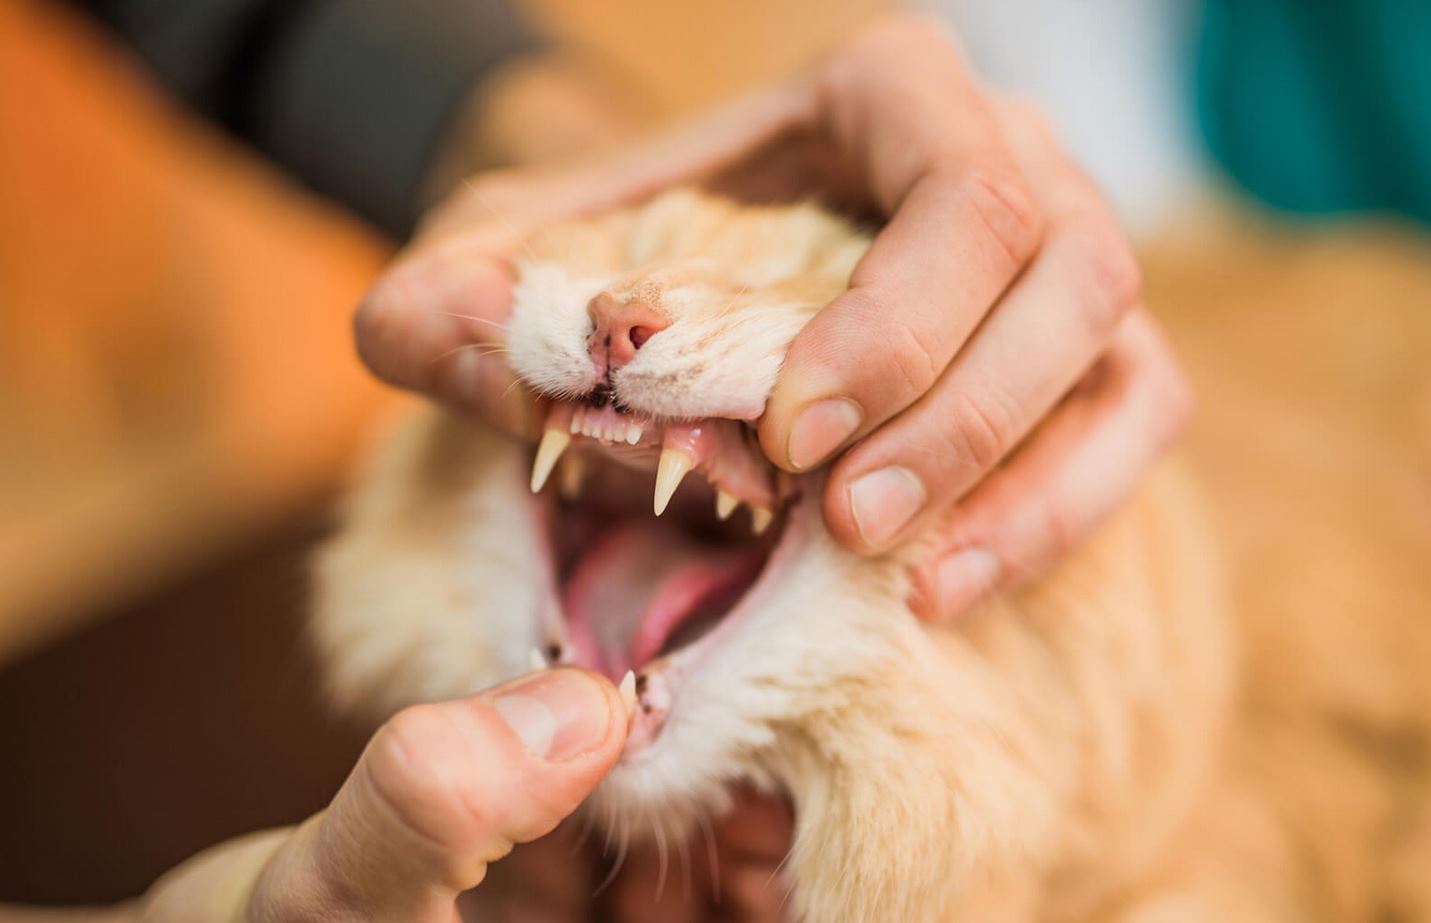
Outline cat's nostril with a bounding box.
[630,326,657,351]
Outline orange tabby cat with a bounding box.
[313,189,1431,921]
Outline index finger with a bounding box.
[757,17,1044,472]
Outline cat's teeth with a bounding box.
[557,454,586,500]
[618,670,638,720]
[751,506,774,535]
[530,429,571,493]
[528,646,548,671]
[653,449,693,516]
[626,424,643,445]
[715,489,739,521]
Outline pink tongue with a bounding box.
[562,521,762,678]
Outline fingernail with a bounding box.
[934,548,1001,618]
[787,398,863,470]
[848,466,926,547]
[492,669,613,761]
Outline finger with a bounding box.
[909,310,1194,620]
[759,17,1043,475]
[355,87,813,436]
[822,108,1140,552]
[254,669,628,921]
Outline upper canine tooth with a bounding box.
[557,453,586,500]
[653,449,693,516]
[530,429,571,493]
[751,506,774,535]
[715,489,739,521]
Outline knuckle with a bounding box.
[946,389,1019,473]
[1157,356,1197,441]
[884,315,946,400]
[1062,219,1142,330]
[994,95,1057,143]
[353,276,415,387]
[1033,498,1080,567]
[960,165,1043,270]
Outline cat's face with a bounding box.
[500,190,909,806]
[316,191,1005,921]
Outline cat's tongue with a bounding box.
[562,521,763,678]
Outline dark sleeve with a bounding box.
[76,0,542,236]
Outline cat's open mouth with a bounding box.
[527,399,806,753]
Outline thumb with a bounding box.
[252,669,628,921]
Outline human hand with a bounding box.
[355,14,1192,622]
[139,669,629,922]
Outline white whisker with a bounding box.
[429,343,509,364]
[593,813,630,896]
[654,811,670,903]
[697,811,721,905]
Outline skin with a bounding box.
[355,14,1193,624]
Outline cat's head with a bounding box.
[316,190,1043,921]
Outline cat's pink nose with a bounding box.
[588,293,669,371]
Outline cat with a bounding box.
[312,189,1429,921]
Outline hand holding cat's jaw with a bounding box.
[734,22,1191,621]
[144,669,629,923]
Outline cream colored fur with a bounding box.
[313,191,1431,921]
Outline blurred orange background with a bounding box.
[1,0,1427,908]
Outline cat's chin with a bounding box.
[524,398,817,760]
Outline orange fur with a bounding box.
[313,192,1431,921]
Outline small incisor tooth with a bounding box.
[653,448,693,516]
[528,646,548,671]
[751,506,774,535]
[618,670,638,719]
[715,489,739,521]
[626,424,643,445]
[530,429,571,493]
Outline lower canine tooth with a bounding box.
[715,490,739,521]
[530,429,571,493]
[751,506,774,535]
[653,448,693,516]
[618,670,638,720]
